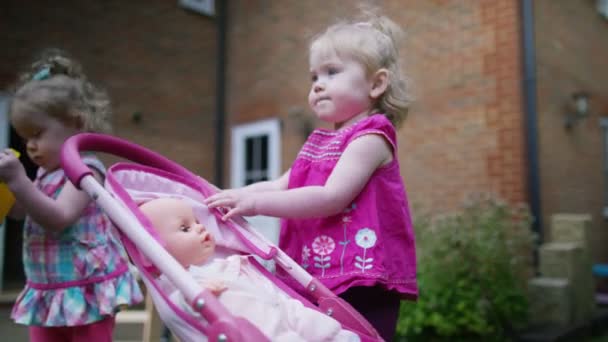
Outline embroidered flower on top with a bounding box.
[301,245,311,269]
[338,202,357,274]
[355,228,377,273]
[312,235,335,276]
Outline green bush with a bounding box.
[396,195,535,341]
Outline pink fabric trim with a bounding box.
[37,156,105,197]
[36,172,67,197]
[249,257,319,311]
[27,264,128,290]
[350,128,396,154]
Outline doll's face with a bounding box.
[139,198,215,268]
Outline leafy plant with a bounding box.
[396,194,535,341]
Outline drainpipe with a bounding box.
[214,0,227,186]
[521,0,543,245]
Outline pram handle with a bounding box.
[63,133,380,341]
[62,133,195,189]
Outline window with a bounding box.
[179,0,215,16]
[244,135,269,185]
[598,0,608,20]
[231,119,281,244]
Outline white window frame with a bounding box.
[0,93,10,291]
[179,0,215,16]
[598,0,608,20]
[231,118,282,245]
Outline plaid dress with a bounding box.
[11,155,143,326]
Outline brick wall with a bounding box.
[0,0,218,177]
[226,0,527,213]
[534,0,608,262]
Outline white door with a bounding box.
[0,94,10,292]
[230,119,281,245]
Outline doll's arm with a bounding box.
[207,134,391,220]
[200,279,227,296]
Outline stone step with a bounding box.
[528,277,572,326]
[539,242,595,324]
[551,213,592,249]
[539,242,585,279]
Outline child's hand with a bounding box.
[204,189,258,221]
[203,280,227,296]
[0,149,26,184]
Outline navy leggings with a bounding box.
[339,286,401,341]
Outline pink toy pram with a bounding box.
[61,133,383,342]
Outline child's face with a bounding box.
[308,46,374,128]
[140,198,216,268]
[11,106,79,171]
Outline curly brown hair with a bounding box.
[10,48,112,133]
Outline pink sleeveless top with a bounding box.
[279,114,418,299]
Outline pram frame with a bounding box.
[61,133,382,341]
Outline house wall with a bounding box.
[0,0,218,177]
[226,0,527,213]
[534,0,608,262]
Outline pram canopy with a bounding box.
[61,133,383,342]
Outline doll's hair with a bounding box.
[10,48,112,133]
[310,10,411,127]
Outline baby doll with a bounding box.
[139,197,359,342]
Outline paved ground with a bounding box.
[0,303,28,341]
[0,300,151,342]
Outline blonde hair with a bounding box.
[310,11,410,127]
[10,48,112,133]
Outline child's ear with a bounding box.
[370,68,389,99]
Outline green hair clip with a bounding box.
[32,67,51,81]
